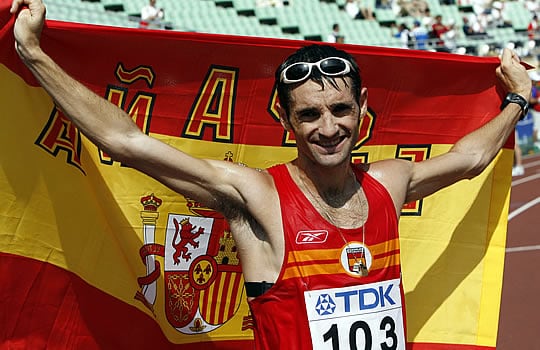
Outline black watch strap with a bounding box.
[500,92,529,120]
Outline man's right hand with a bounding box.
[10,0,46,61]
[496,48,532,100]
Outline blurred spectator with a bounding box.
[510,64,539,176]
[256,0,284,7]
[529,71,540,149]
[140,0,164,28]
[528,14,539,40]
[345,0,375,20]
[512,130,525,176]
[398,0,429,17]
[394,23,412,48]
[491,1,506,27]
[440,19,458,52]
[514,75,539,170]
[431,14,449,47]
[327,23,341,43]
[462,16,473,35]
[462,15,487,36]
[411,20,429,49]
[422,7,434,27]
[526,14,539,56]
[471,0,492,29]
[376,0,393,9]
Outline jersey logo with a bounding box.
[339,242,373,277]
[295,230,329,244]
[315,294,337,316]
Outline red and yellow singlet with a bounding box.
[248,164,406,350]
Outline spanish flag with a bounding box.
[0,3,511,349]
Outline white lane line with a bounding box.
[506,245,540,253]
[512,173,540,186]
[508,197,540,221]
[524,159,540,169]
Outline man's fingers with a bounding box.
[10,0,21,13]
[10,0,28,14]
[500,48,512,65]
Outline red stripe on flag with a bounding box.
[208,272,222,324]
[227,272,243,319]
[218,272,233,323]
[0,252,253,349]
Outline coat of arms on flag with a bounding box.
[135,194,245,334]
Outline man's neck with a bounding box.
[288,159,368,229]
[290,159,357,207]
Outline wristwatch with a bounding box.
[500,92,529,120]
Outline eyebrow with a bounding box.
[295,107,319,116]
[330,101,354,109]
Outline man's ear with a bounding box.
[276,102,292,131]
[359,87,368,117]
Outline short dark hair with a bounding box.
[275,44,362,116]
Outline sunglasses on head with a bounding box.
[280,57,353,84]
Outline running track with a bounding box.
[497,152,540,349]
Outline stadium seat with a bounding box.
[41,0,536,53]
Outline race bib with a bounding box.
[304,279,405,350]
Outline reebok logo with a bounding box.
[295,230,329,244]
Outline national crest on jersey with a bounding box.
[341,242,372,276]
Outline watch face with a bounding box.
[510,95,524,104]
[501,93,528,120]
[509,93,528,119]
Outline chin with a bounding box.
[313,153,351,168]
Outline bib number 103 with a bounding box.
[322,316,398,350]
[305,279,405,350]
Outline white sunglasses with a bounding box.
[280,57,353,84]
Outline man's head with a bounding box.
[274,45,367,169]
[275,44,362,118]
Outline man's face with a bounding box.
[282,77,367,169]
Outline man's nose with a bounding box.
[318,113,339,137]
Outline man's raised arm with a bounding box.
[9,0,256,211]
[403,48,532,203]
[11,0,142,159]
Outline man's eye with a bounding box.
[333,104,352,115]
[299,111,319,120]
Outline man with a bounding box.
[411,20,429,50]
[431,14,449,48]
[10,0,531,348]
[140,0,164,28]
[326,23,340,43]
[395,23,412,49]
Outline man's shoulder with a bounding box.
[365,158,413,179]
